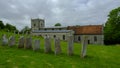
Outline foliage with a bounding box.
[5,23,18,32]
[54,23,61,26]
[104,7,120,44]
[20,26,31,34]
[0,20,5,29]
[0,20,18,32]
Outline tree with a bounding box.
[104,7,120,44]
[0,20,5,29]
[54,23,61,26]
[21,26,31,34]
[5,23,18,32]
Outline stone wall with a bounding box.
[32,32,73,40]
[74,35,104,45]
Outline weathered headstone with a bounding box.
[54,38,61,55]
[44,36,52,53]
[24,37,32,49]
[33,39,40,51]
[68,35,74,56]
[18,36,25,48]
[81,36,88,58]
[9,36,15,47]
[2,34,8,45]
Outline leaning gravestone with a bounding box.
[8,36,15,47]
[44,36,52,53]
[18,36,25,48]
[24,37,32,49]
[2,34,8,46]
[33,39,40,51]
[54,38,61,55]
[81,36,88,58]
[68,35,74,56]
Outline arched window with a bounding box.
[63,35,65,40]
[54,35,56,38]
[94,36,97,42]
[78,36,81,41]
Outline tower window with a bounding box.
[41,23,42,26]
[34,24,36,27]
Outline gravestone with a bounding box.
[2,34,8,45]
[44,36,52,53]
[33,39,40,51]
[81,36,88,58]
[68,35,74,56]
[9,36,15,47]
[18,36,25,48]
[24,37,32,49]
[54,38,61,55]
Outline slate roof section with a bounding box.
[67,25,103,35]
[32,30,73,33]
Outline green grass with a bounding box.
[0,31,120,68]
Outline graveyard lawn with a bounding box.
[0,32,120,68]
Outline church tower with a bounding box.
[31,18,45,31]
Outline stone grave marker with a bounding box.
[54,38,61,55]
[33,39,40,51]
[24,37,32,49]
[9,36,15,47]
[68,35,74,56]
[18,36,25,48]
[44,36,52,53]
[81,36,88,58]
[2,34,8,45]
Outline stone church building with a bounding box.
[31,18,104,45]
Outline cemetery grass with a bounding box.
[0,31,120,68]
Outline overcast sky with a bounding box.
[0,0,120,30]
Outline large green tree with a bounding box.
[54,23,61,26]
[0,20,5,29]
[5,23,18,32]
[104,7,120,44]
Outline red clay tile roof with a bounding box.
[67,25,103,35]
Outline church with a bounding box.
[31,18,104,45]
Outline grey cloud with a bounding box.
[0,0,120,30]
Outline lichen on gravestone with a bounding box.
[2,34,8,46]
[33,39,40,51]
[54,37,61,55]
[18,36,25,48]
[8,36,15,47]
[44,36,52,53]
[81,35,88,58]
[68,35,74,56]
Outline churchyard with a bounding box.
[0,31,120,68]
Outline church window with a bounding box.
[78,36,81,41]
[63,35,65,40]
[94,36,97,42]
